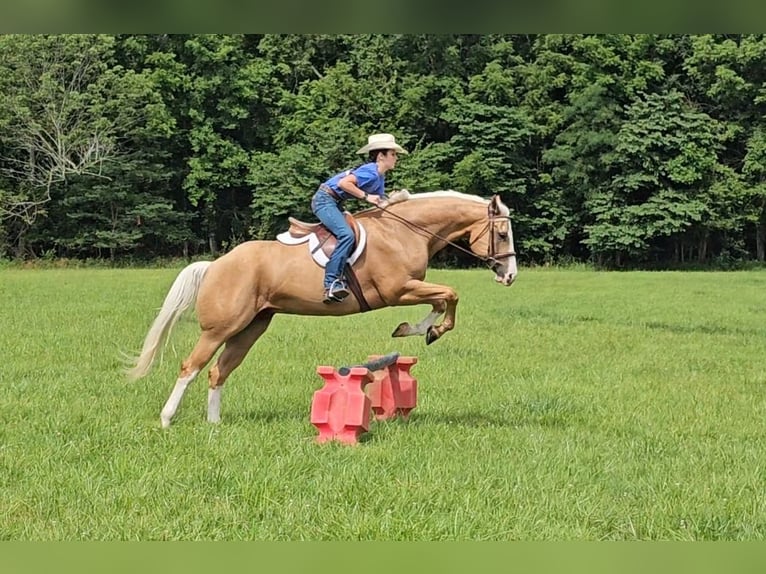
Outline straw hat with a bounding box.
[356,133,408,155]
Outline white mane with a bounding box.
[394,189,509,216]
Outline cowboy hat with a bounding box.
[356,133,409,155]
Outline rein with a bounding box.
[375,198,516,268]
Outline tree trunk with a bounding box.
[757,221,765,262]
[206,204,218,256]
[14,228,26,259]
[208,233,218,257]
[698,232,708,263]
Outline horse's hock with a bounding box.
[310,355,419,445]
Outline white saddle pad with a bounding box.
[276,223,367,268]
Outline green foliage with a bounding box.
[0,34,176,259]
[247,144,322,239]
[583,90,724,264]
[3,34,766,266]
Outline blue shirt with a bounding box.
[322,162,385,200]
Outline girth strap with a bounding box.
[343,263,372,313]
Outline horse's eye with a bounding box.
[498,232,508,241]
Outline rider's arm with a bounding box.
[338,174,379,204]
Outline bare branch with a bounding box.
[1,38,121,227]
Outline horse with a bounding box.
[126,190,517,428]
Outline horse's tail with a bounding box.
[125,261,212,381]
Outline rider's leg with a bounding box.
[312,191,354,299]
[324,227,354,300]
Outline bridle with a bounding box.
[377,195,516,269]
[469,204,517,267]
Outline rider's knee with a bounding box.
[336,228,354,244]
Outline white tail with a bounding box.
[126,261,211,381]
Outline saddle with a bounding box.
[277,212,371,311]
[286,212,363,259]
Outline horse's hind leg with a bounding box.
[207,311,275,424]
[160,330,223,428]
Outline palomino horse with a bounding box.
[127,190,517,428]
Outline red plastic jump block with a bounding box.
[365,355,418,421]
[310,366,374,445]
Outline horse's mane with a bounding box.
[355,189,509,219]
[387,189,490,205]
[397,189,489,205]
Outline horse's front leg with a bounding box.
[390,280,458,345]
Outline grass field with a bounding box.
[1,266,765,540]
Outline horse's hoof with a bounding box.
[392,322,409,337]
[425,327,439,345]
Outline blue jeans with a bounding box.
[311,189,355,289]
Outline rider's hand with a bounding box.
[366,194,381,206]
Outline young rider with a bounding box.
[311,133,408,303]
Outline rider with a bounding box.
[311,133,408,303]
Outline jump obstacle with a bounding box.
[310,352,418,444]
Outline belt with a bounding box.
[319,184,342,201]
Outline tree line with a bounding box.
[1,34,765,268]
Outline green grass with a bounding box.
[1,267,766,540]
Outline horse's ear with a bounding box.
[490,194,501,214]
[491,194,510,214]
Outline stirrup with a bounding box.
[323,280,349,303]
[323,290,342,304]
